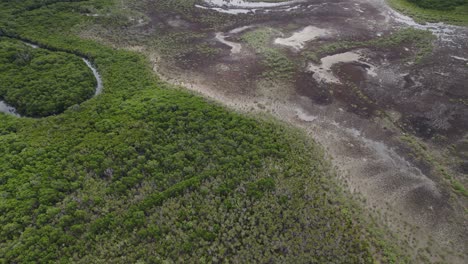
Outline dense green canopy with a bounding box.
[0,38,95,117]
[408,0,468,10]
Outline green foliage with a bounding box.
[388,0,468,25]
[241,28,295,80]
[407,0,467,10]
[451,179,468,197]
[246,177,275,199]
[0,38,96,117]
[0,0,409,263]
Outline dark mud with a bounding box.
[294,72,332,105]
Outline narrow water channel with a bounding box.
[0,40,103,117]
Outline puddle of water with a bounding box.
[320,52,361,70]
[364,63,377,77]
[0,100,20,117]
[229,25,253,34]
[274,26,330,50]
[215,33,242,54]
[307,51,378,84]
[167,17,188,28]
[24,42,39,49]
[195,4,254,14]
[308,52,361,84]
[295,108,317,122]
[203,0,301,8]
[451,56,468,63]
[196,0,304,14]
[215,26,256,54]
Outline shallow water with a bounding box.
[196,0,304,14]
[195,5,253,14]
[229,25,252,34]
[204,0,301,8]
[275,26,330,50]
[215,32,242,54]
[83,58,103,95]
[451,55,468,62]
[308,52,361,84]
[295,107,317,122]
[0,100,20,117]
[215,26,256,54]
[307,51,378,84]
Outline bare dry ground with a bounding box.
[80,0,467,262]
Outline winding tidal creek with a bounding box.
[0,40,103,117]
